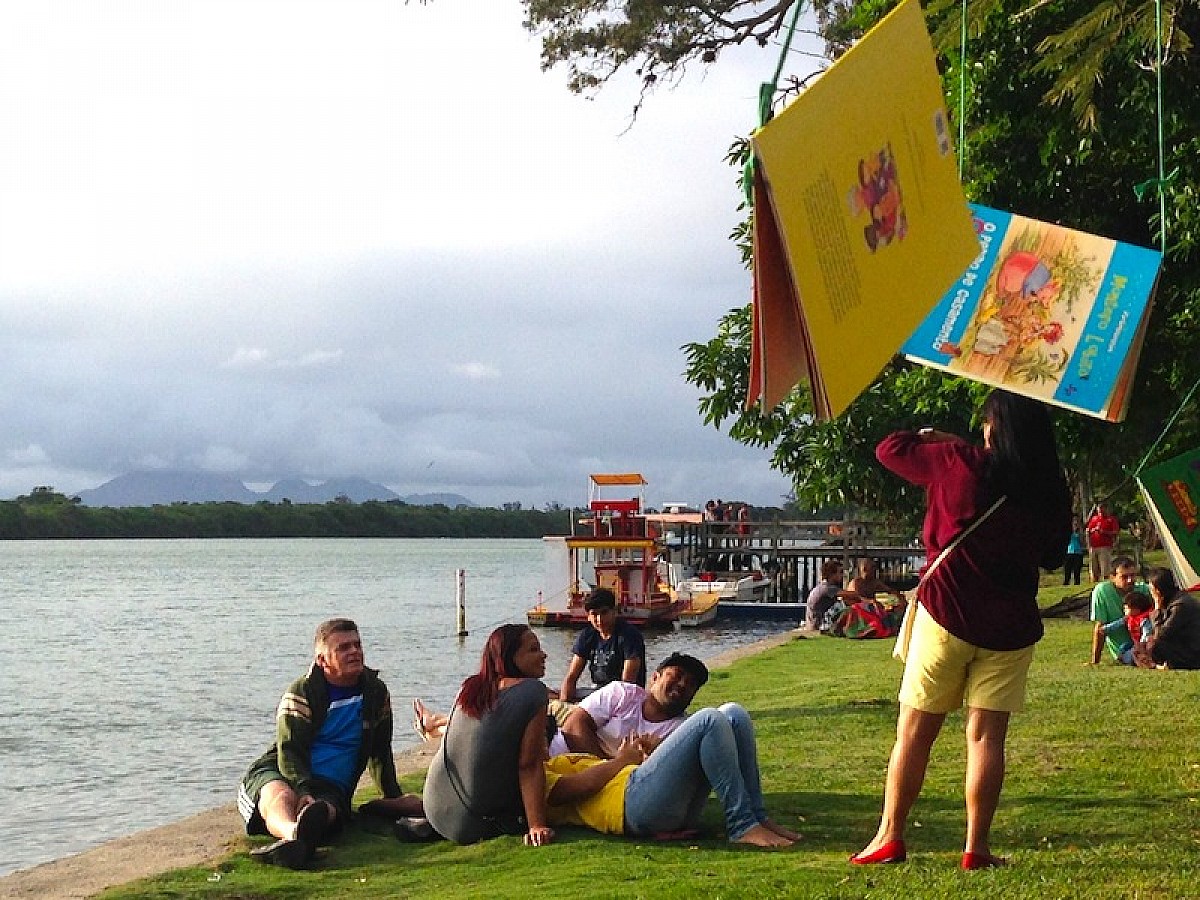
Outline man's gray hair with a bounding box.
[314,618,359,652]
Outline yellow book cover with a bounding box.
[750,0,978,419]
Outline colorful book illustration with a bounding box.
[748,0,979,419]
[903,204,1162,421]
[1137,448,1200,591]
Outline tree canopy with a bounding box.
[522,0,1200,528]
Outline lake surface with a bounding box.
[0,538,793,876]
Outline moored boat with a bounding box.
[528,474,689,627]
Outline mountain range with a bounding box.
[73,471,476,509]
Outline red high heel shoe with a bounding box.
[962,851,1006,870]
[850,839,906,864]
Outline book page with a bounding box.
[1139,461,1200,591]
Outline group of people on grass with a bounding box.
[1088,555,1200,669]
[236,388,1200,875]
[803,556,905,636]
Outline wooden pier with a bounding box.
[665,520,922,605]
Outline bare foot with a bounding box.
[412,699,444,740]
[732,823,793,848]
[762,818,801,842]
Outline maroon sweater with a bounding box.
[877,431,1070,651]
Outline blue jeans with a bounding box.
[622,703,766,840]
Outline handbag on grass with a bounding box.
[893,495,1007,662]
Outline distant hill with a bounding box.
[74,471,476,508]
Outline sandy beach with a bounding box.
[0,632,796,900]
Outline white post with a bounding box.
[456,568,468,637]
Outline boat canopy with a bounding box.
[589,473,647,486]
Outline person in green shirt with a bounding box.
[1089,556,1151,662]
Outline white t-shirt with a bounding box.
[549,681,685,756]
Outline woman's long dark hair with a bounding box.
[981,389,1070,507]
[457,624,531,719]
[1148,566,1182,603]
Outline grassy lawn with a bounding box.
[105,573,1200,899]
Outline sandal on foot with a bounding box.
[294,801,331,848]
[393,816,439,842]
[412,700,432,741]
[250,838,312,869]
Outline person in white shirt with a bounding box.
[552,652,707,757]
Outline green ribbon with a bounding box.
[1133,166,1179,202]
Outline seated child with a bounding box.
[1090,591,1154,666]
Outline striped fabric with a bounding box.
[277,691,311,722]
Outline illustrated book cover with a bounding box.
[902,204,1162,421]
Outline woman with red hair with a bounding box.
[422,624,554,846]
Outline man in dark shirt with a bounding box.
[558,588,645,702]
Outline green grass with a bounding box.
[104,573,1200,899]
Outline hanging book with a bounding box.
[902,204,1162,421]
[748,0,978,419]
[1137,447,1200,591]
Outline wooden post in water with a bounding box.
[456,569,468,637]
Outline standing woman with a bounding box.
[423,624,555,846]
[852,390,1070,870]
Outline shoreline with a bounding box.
[0,631,797,900]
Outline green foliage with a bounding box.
[684,0,1200,524]
[523,0,817,101]
[0,490,574,539]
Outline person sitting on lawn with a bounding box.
[543,706,798,848]
[803,559,857,632]
[558,587,646,702]
[1135,567,1200,670]
[1089,556,1151,663]
[237,618,423,869]
[422,624,554,846]
[1089,590,1153,666]
[846,557,904,603]
[552,652,708,758]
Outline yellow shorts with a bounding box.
[898,603,1035,714]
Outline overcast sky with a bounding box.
[0,0,826,509]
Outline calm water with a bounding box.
[0,538,792,876]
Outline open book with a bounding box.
[903,205,1162,421]
[1137,448,1200,591]
[747,0,978,419]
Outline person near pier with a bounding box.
[846,557,904,603]
[237,618,422,869]
[804,559,857,632]
[558,587,646,702]
[852,390,1071,870]
[552,652,708,757]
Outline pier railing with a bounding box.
[668,521,923,604]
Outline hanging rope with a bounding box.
[957,0,969,179]
[1131,0,1172,253]
[744,0,808,205]
[1091,369,1200,507]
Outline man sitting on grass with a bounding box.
[237,618,423,868]
[1089,556,1151,663]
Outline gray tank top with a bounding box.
[422,677,548,844]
